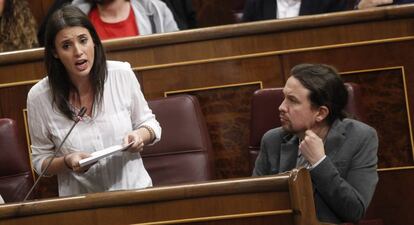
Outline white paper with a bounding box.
[79,142,134,167]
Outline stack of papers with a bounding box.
[79,142,134,167]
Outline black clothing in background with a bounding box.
[394,0,414,3]
[242,0,347,22]
[161,0,197,30]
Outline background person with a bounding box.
[0,0,38,52]
[72,0,178,40]
[242,0,347,21]
[37,0,179,44]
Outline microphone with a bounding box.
[23,107,87,201]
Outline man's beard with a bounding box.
[281,123,293,133]
[281,123,303,135]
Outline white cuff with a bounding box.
[309,155,327,170]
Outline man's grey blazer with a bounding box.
[253,118,378,224]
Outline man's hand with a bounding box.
[299,130,326,165]
[357,0,393,9]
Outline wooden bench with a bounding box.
[0,168,324,225]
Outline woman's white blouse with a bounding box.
[27,61,161,197]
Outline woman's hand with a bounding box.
[64,152,92,173]
[123,130,144,153]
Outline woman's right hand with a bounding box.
[64,152,92,173]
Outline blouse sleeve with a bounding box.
[125,64,162,144]
[27,87,55,175]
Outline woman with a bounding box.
[72,0,179,40]
[0,0,38,52]
[27,5,161,197]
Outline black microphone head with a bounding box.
[78,107,87,117]
[74,107,87,123]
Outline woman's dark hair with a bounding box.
[44,5,107,120]
[291,64,348,125]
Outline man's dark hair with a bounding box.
[291,63,348,125]
[44,5,107,120]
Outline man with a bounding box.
[253,64,378,224]
[242,0,347,21]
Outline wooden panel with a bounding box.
[365,168,414,225]
[342,68,413,168]
[192,0,241,27]
[132,56,284,179]
[26,0,52,25]
[0,84,33,130]
[166,82,262,178]
[137,55,284,98]
[0,60,44,84]
[104,18,414,69]
[0,170,319,225]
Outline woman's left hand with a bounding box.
[123,131,144,153]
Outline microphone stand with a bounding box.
[23,107,87,201]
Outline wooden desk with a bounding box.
[0,169,322,225]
